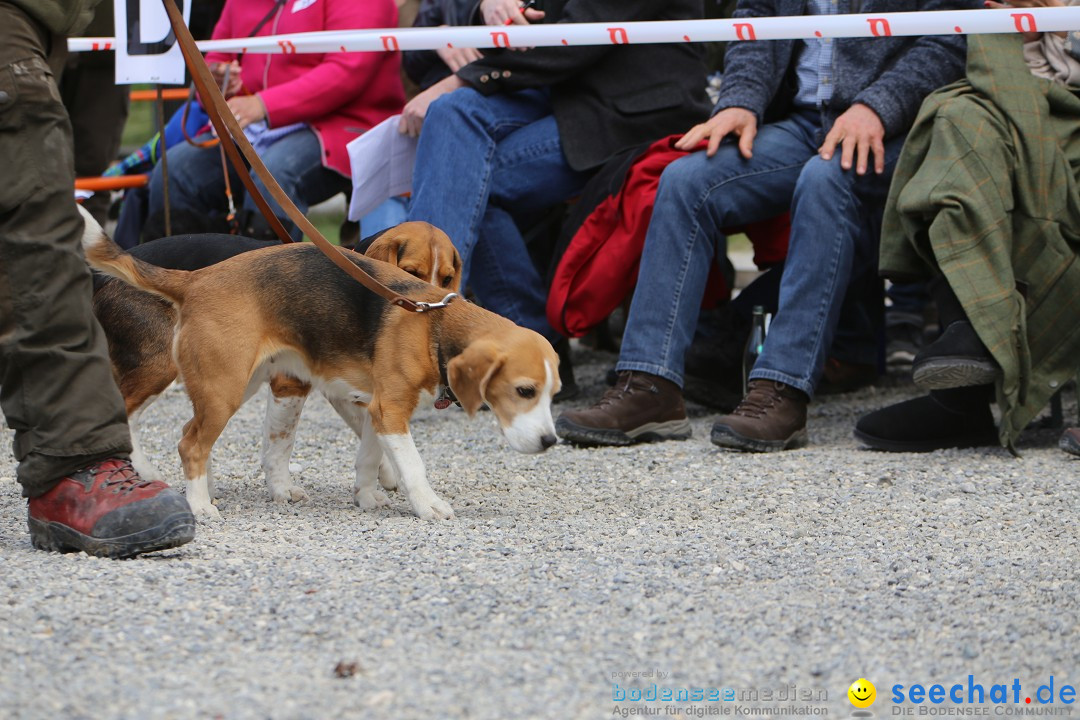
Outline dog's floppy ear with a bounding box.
[351,226,392,254]
[364,229,404,265]
[447,340,506,417]
[451,244,463,281]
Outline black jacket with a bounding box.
[404,0,483,90]
[455,0,711,171]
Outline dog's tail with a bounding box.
[79,204,190,305]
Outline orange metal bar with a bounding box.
[75,175,150,191]
[128,88,190,102]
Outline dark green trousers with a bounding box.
[0,2,131,497]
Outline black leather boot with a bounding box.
[854,385,997,452]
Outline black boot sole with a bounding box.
[853,426,998,453]
[710,425,808,453]
[29,510,196,559]
[912,357,998,390]
[555,417,691,447]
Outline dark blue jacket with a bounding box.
[715,0,981,138]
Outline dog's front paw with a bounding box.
[189,498,222,521]
[410,493,455,521]
[353,487,390,510]
[270,484,309,504]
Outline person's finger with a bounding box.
[705,128,724,157]
[819,126,841,161]
[506,10,530,25]
[855,134,870,175]
[872,134,886,174]
[737,122,756,159]
[674,124,706,151]
[406,111,422,138]
[840,133,856,171]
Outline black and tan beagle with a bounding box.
[81,207,559,520]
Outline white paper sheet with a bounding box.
[346,115,417,222]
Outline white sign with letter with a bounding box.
[114,0,191,85]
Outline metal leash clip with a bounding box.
[408,292,460,313]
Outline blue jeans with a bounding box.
[617,110,903,398]
[407,88,591,341]
[148,127,346,241]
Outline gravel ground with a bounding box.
[1,344,1077,720]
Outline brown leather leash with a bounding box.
[160,0,454,313]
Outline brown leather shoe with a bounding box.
[710,379,809,452]
[556,371,691,446]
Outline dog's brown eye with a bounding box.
[442,275,453,288]
[517,386,536,399]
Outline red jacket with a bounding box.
[205,0,405,177]
[547,135,790,338]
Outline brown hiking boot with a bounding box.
[556,371,691,446]
[710,379,809,452]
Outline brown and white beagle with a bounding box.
[94,222,463,507]
[81,207,560,520]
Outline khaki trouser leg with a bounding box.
[0,3,131,497]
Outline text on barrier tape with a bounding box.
[68,7,1080,54]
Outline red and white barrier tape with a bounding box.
[69,7,1080,54]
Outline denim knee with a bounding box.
[795,154,858,199]
[427,87,487,126]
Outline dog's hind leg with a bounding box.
[326,395,389,510]
[127,397,163,482]
[178,412,229,520]
[178,367,249,520]
[261,374,311,504]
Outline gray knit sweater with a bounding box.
[714,0,981,138]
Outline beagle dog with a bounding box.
[92,222,462,506]
[82,208,559,520]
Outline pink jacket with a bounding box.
[205,0,405,177]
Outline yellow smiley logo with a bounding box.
[848,678,877,708]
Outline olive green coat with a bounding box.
[881,33,1080,447]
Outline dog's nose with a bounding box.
[540,434,557,450]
